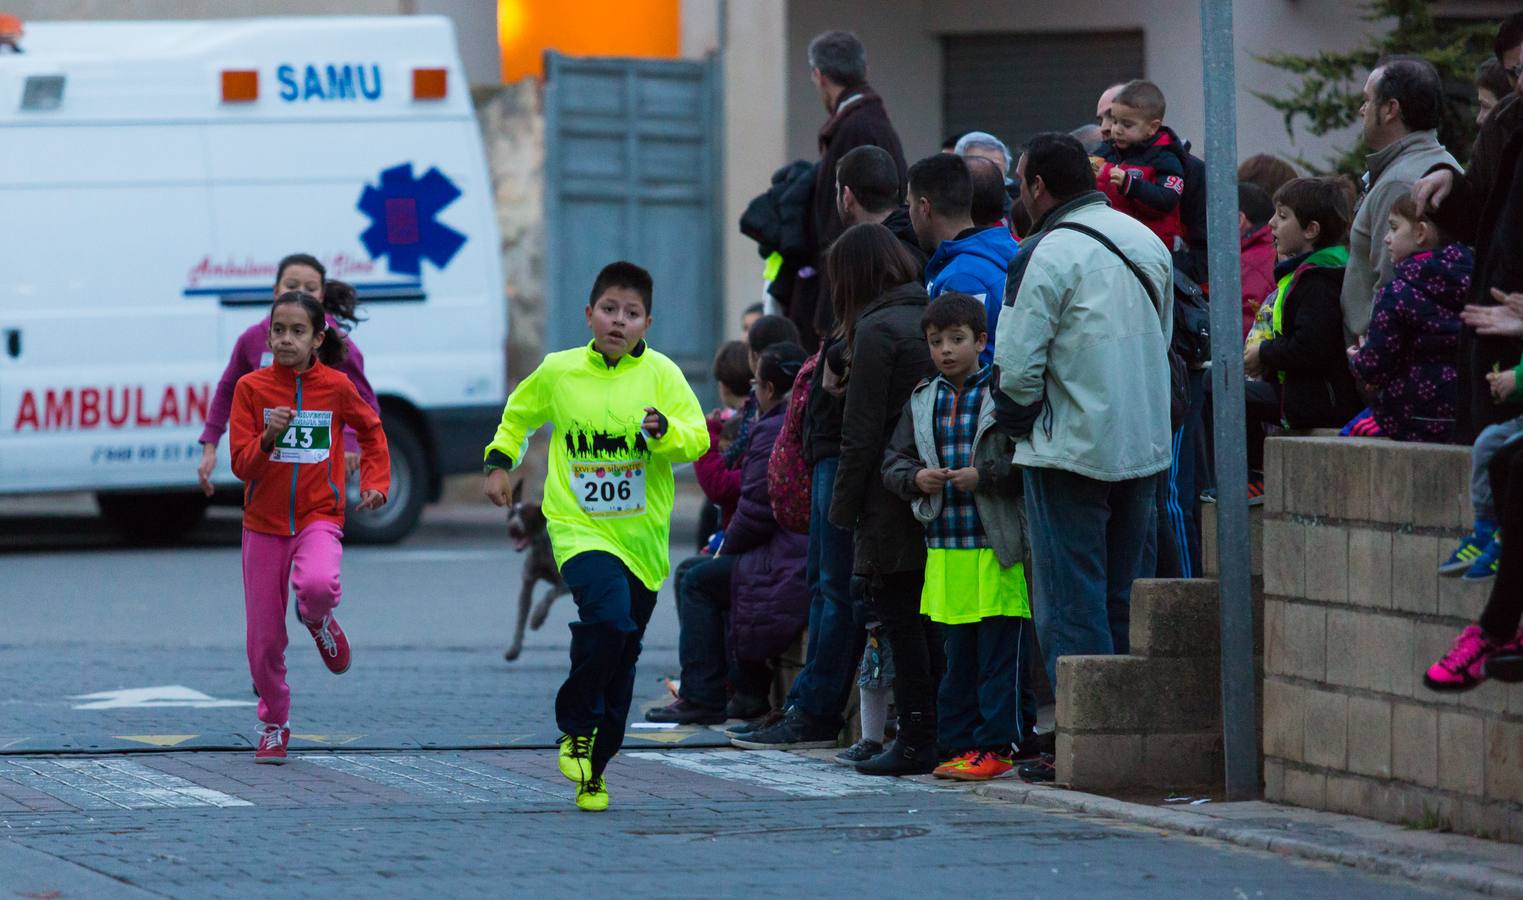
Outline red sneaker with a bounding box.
[303,614,351,674]
[933,750,979,779]
[945,750,1014,782]
[254,723,289,765]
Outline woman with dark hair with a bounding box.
[197,254,380,496]
[1236,153,1299,199]
[648,342,810,725]
[819,223,941,775]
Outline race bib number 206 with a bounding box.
[570,458,646,519]
[265,409,333,464]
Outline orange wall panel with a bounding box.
[498,0,680,82]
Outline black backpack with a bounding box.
[1171,266,1211,370]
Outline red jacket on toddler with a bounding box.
[1095,126,1188,250]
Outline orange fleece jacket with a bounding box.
[230,360,390,536]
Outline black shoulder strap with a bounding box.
[1051,221,1160,311]
[1001,229,1049,308]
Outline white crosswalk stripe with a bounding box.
[2,759,252,809]
[626,750,935,797]
[304,754,561,803]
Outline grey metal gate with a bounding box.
[544,51,720,379]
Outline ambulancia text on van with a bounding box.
[0,15,508,542]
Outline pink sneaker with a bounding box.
[254,723,290,764]
[302,614,351,674]
[1423,625,1499,692]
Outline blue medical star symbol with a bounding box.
[357,163,467,276]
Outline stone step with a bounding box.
[1055,653,1225,791]
[1057,654,1223,734]
[1130,578,1264,660]
[1131,578,1218,659]
[1059,729,1224,792]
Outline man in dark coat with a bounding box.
[790,30,908,348]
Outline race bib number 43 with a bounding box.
[266,409,333,463]
[570,458,646,519]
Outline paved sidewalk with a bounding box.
[976,780,1523,898]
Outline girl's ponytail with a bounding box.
[322,279,363,329]
[317,322,348,367]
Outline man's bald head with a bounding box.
[965,155,1009,227]
[1096,82,1126,141]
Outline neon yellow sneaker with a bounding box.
[557,731,595,784]
[575,774,609,812]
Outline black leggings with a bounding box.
[870,570,945,747]
[1483,437,1523,640]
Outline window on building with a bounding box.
[942,31,1145,155]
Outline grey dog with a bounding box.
[503,480,569,661]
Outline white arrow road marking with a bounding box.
[69,685,255,710]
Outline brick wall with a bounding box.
[1261,436,1523,841]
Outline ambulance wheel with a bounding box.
[96,491,209,544]
[344,419,426,544]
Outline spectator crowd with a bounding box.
[653,17,1523,782]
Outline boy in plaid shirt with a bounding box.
[883,293,1031,781]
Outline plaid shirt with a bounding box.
[925,365,992,549]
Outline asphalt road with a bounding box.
[0,497,1446,898]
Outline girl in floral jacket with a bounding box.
[1348,195,1474,443]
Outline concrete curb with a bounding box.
[974,781,1523,898]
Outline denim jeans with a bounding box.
[787,456,865,729]
[555,551,658,775]
[1024,468,1157,688]
[1472,416,1523,523]
[670,553,707,629]
[938,616,1026,752]
[675,554,737,710]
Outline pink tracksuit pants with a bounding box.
[242,521,344,726]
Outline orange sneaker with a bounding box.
[933,750,979,779]
[946,750,1014,781]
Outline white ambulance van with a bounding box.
[0,16,507,542]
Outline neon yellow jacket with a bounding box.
[484,340,709,590]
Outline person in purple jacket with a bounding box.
[196,253,381,496]
[646,342,810,725]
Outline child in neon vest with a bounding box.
[482,261,707,812]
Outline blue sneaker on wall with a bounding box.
[1462,534,1502,582]
[1441,530,1493,577]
